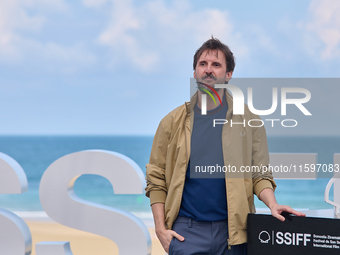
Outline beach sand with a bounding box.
[25,220,164,255]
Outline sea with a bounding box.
[0,135,339,222]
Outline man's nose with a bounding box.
[205,64,212,74]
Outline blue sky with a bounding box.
[0,0,339,135]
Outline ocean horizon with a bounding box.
[0,135,339,221]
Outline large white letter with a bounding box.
[248,87,278,115]
[39,150,151,255]
[36,242,73,255]
[281,88,312,116]
[0,152,32,255]
[216,84,245,115]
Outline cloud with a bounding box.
[92,0,247,72]
[82,0,109,8]
[0,0,95,72]
[30,41,97,73]
[97,0,159,72]
[0,1,44,61]
[246,25,279,56]
[300,0,340,60]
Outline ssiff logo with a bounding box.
[259,231,271,244]
[258,230,311,246]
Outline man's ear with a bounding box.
[193,71,196,79]
[225,71,233,81]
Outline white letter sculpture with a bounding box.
[0,152,32,255]
[39,150,151,255]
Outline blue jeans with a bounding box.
[169,216,247,255]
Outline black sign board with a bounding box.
[247,214,340,255]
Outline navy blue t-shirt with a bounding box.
[178,95,228,221]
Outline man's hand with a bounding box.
[151,203,185,253]
[269,204,306,222]
[259,188,306,221]
[155,228,185,253]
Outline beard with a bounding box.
[196,74,226,94]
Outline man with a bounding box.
[145,37,305,255]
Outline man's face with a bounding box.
[194,49,233,90]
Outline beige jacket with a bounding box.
[145,90,276,245]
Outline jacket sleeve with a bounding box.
[251,116,277,198]
[145,120,170,205]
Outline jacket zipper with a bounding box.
[225,108,233,247]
